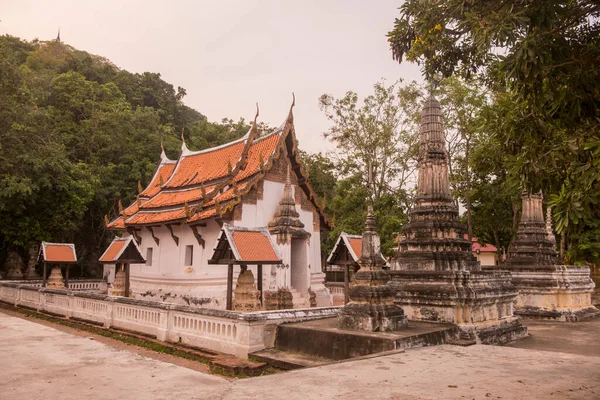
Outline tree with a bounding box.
[318,80,420,256]
[319,80,421,206]
[435,77,489,240]
[0,35,262,276]
[388,1,600,264]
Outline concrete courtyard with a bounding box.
[1,311,599,400]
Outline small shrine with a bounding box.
[502,191,599,321]
[209,224,282,311]
[391,94,527,344]
[338,165,407,332]
[99,237,145,297]
[326,232,363,304]
[38,242,78,289]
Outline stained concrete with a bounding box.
[1,311,600,400]
[274,317,456,360]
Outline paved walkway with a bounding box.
[1,312,599,400]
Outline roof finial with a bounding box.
[250,102,260,139]
[181,127,189,153]
[287,92,295,123]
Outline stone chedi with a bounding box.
[266,165,310,309]
[391,95,526,344]
[338,204,407,332]
[233,265,262,312]
[503,191,599,321]
[46,266,66,289]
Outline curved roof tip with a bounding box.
[180,127,189,154]
[287,92,295,122]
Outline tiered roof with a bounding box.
[107,100,330,230]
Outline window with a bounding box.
[185,245,194,266]
[146,248,153,266]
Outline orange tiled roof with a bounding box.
[105,103,331,229]
[99,237,145,263]
[40,242,77,263]
[99,239,126,263]
[163,140,246,189]
[125,208,187,225]
[348,237,362,260]
[235,134,281,181]
[140,185,216,209]
[107,217,125,230]
[232,231,280,262]
[187,208,217,223]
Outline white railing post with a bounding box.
[157,306,170,341]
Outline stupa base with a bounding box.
[390,269,527,344]
[338,303,408,332]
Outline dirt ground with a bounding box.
[1,311,599,400]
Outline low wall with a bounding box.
[0,282,340,358]
[2,279,107,293]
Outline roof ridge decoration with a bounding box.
[107,99,333,229]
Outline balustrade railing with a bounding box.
[0,281,340,358]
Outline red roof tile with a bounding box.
[140,163,176,198]
[99,240,126,263]
[107,217,125,230]
[41,242,77,263]
[466,235,498,253]
[348,237,362,260]
[105,107,330,229]
[164,141,246,188]
[187,208,217,223]
[125,208,187,225]
[236,134,281,181]
[141,186,216,209]
[232,231,280,262]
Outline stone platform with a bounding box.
[390,270,528,345]
[253,316,457,364]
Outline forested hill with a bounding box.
[0,35,252,275]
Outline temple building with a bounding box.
[105,101,331,309]
[499,191,599,321]
[390,95,527,344]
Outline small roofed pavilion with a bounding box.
[326,233,362,304]
[99,237,145,297]
[38,242,77,288]
[209,224,282,311]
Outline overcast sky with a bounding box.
[2,0,423,153]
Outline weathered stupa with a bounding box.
[502,191,599,321]
[338,175,407,331]
[390,95,527,344]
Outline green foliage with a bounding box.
[388,1,600,264]
[313,81,418,257]
[0,35,251,273]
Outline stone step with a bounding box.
[274,317,458,361]
[250,348,332,370]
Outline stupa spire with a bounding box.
[392,94,478,272]
[268,164,309,243]
[416,94,452,202]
